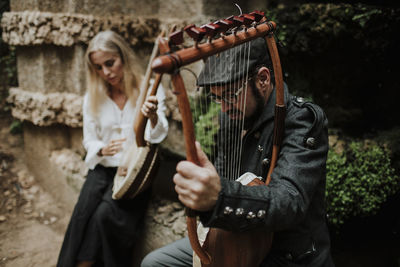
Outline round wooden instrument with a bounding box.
[112,142,159,199]
[112,31,164,200]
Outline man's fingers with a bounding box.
[173,172,192,189]
[174,184,190,197]
[176,161,203,179]
[195,141,213,169]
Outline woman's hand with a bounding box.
[141,95,158,128]
[117,166,128,176]
[99,138,126,156]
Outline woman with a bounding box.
[57,30,169,267]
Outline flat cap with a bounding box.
[197,37,271,87]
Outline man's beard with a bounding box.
[224,85,265,130]
[243,89,264,130]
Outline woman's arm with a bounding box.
[82,94,106,169]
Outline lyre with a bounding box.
[151,10,286,267]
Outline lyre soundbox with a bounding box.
[151,10,286,267]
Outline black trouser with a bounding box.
[57,165,150,267]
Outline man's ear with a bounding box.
[256,67,271,89]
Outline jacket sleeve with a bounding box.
[199,102,329,232]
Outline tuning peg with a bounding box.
[169,30,184,46]
[249,10,265,22]
[215,19,234,33]
[184,24,195,33]
[233,16,245,28]
[202,23,222,39]
[242,14,255,27]
[184,24,206,42]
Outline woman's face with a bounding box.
[90,50,124,88]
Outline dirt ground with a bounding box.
[0,112,69,267]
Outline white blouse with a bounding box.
[82,83,169,170]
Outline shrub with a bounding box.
[9,119,22,134]
[325,141,400,228]
[190,94,220,159]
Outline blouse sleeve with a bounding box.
[82,94,106,169]
[144,82,169,144]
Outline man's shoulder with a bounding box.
[286,95,328,148]
[288,95,327,121]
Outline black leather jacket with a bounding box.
[199,86,334,267]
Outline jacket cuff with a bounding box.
[199,178,269,232]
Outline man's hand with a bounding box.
[173,141,221,211]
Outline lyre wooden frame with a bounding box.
[151,14,286,265]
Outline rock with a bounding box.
[0,215,7,222]
[49,216,57,224]
[24,207,33,214]
[7,88,84,128]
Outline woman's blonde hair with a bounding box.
[85,30,141,115]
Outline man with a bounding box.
[142,38,334,267]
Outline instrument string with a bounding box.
[201,58,209,162]
[238,41,252,179]
[194,35,253,181]
[227,45,235,180]
[233,44,242,181]
[236,41,248,180]
[209,55,217,164]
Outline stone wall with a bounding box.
[7,88,82,127]
[1,11,160,47]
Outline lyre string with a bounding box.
[227,46,233,180]
[233,44,241,181]
[210,55,217,164]
[228,45,235,180]
[222,48,228,179]
[192,38,252,182]
[235,42,250,181]
[238,41,252,179]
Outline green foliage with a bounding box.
[326,141,400,228]
[194,102,220,157]
[260,3,400,131]
[190,93,220,157]
[0,46,18,87]
[9,119,22,134]
[352,8,382,27]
